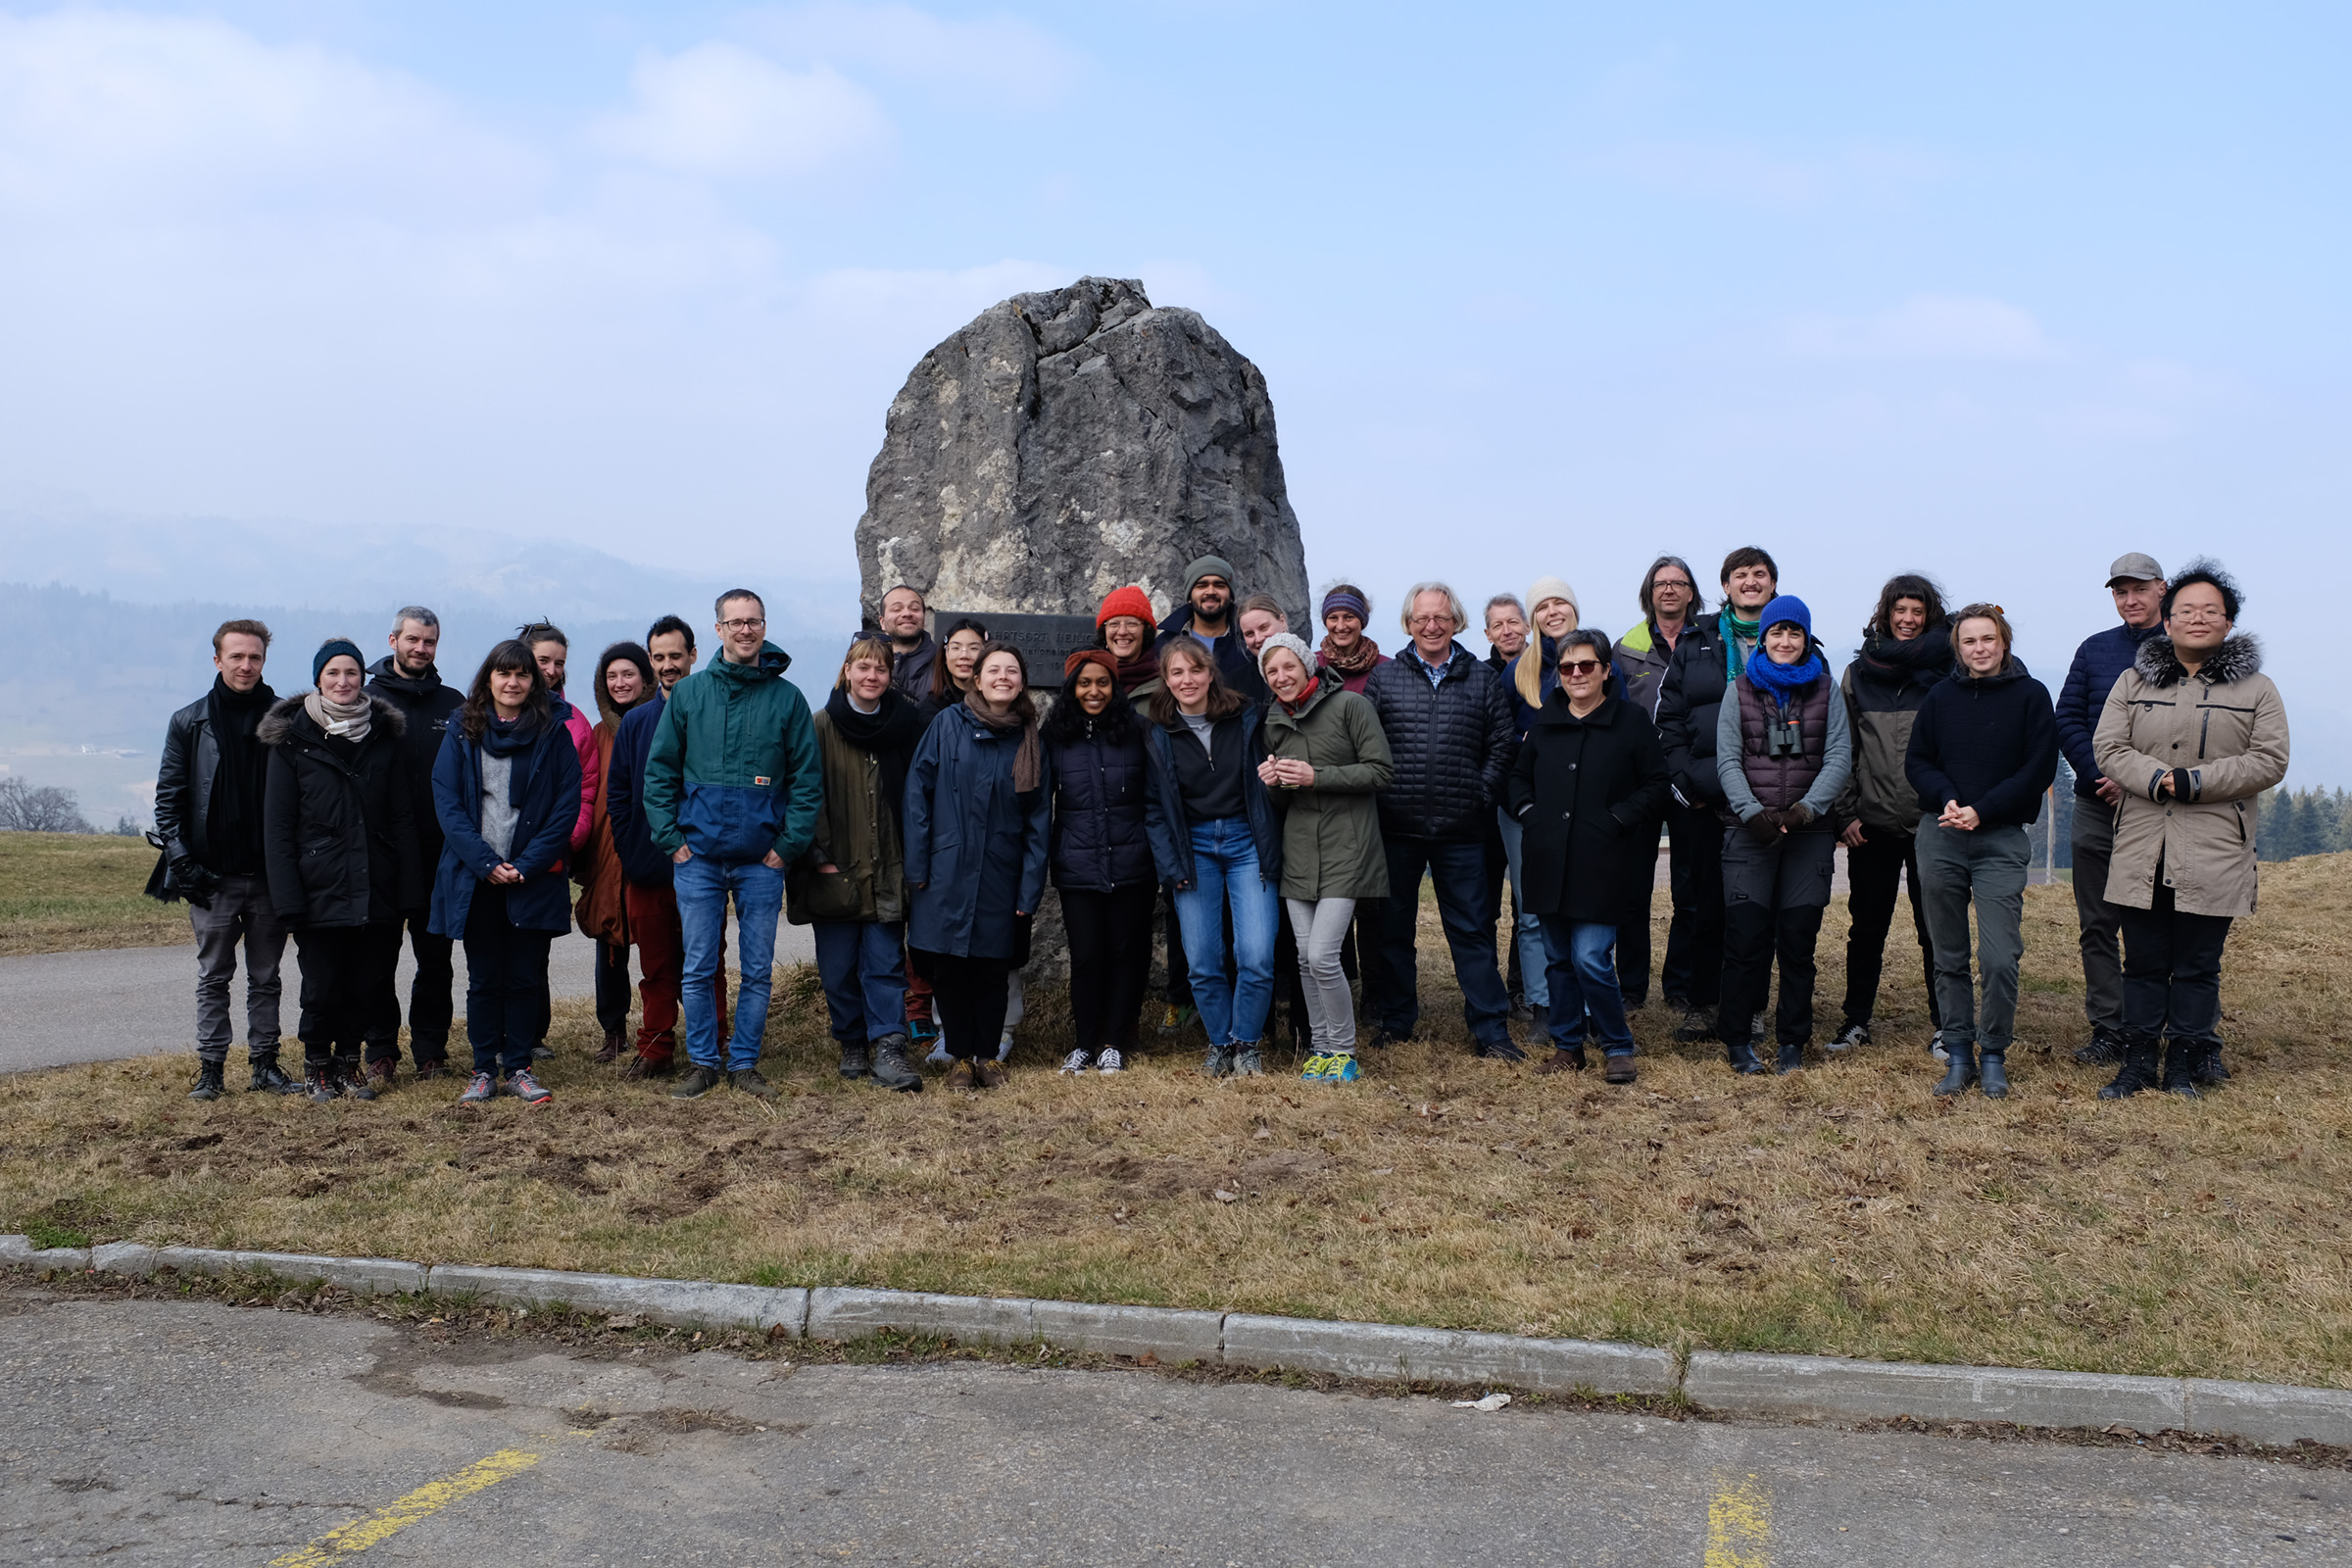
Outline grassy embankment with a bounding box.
[0,830,186,956]
[5,832,2349,1386]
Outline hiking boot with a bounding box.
[1934,1042,1979,1097]
[510,1068,552,1106]
[839,1041,871,1080]
[1775,1042,1806,1074]
[530,1041,554,1060]
[1726,1043,1766,1075]
[976,1059,1008,1089]
[1829,1021,1870,1054]
[944,1057,976,1090]
[1480,1035,1528,1063]
[336,1054,376,1101]
[1096,1048,1126,1074]
[1201,1045,1236,1078]
[1603,1054,1639,1085]
[1364,1025,1411,1051]
[1061,1048,1096,1075]
[2159,1037,2204,1100]
[1158,1003,1198,1036]
[595,1031,624,1064]
[621,1053,673,1080]
[2097,1036,2160,1100]
[1674,1013,1718,1044]
[189,1061,225,1101]
[1979,1051,2010,1099]
[458,1070,498,1104]
[869,1036,923,1092]
[671,1064,724,1100]
[363,1059,394,1096]
[730,1067,777,1099]
[1535,1047,1587,1075]
[248,1052,299,1095]
[303,1064,338,1102]
[2073,1031,2124,1066]
[1232,1045,1265,1077]
[413,1058,451,1083]
[2192,1044,2230,1085]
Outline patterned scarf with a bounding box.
[1318,632,1383,677]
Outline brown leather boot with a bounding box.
[944,1057,976,1090]
[595,1031,624,1064]
[1535,1046,1587,1075]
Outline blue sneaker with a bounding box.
[1299,1053,1333,1080]
[1324,1054,1361,1083]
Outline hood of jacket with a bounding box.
[2135,633,2262,689]
[258,694,406,747]
[365,655,445,701]
[710,643,793,683]
[1940,654,2034,694]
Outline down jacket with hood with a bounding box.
[2093,634,2288,918]
[1360,642,1514,842]
[259,695,422,927]
[1257,669,1394,901]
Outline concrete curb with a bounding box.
[9,1236,2349,1448]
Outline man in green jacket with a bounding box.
[644,589,821,1100]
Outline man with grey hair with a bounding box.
[1361,582,1522,1058]
[366,605,464,1081]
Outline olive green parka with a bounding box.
[1256,672,1394,901]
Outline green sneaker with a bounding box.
[1324,1054,1361,1083]
[1299,1053,1334,1081]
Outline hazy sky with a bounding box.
[3,2,2346,776]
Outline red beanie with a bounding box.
[1096,585,1155,627]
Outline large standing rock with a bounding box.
[856,277,1309,624]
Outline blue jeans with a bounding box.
[1171,818,1280,1048]
[1537,916,1634,1055]
[1495,808,1551,1010]
[1374,836,1515,1049]
[675,853,783,1071]
[813,919,907,1046]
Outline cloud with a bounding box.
[1785,295,2059,362]
[738,2,1084,94]
[592,41,889,178]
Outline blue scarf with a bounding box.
[1745,644,1825,700]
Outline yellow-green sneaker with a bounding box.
[1299,1053,1334,1081]
[1325,1053,1362,1083]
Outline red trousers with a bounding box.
[626,882,728,1062]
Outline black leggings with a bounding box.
[1842,828,1940,1030]
[1062,884,1156,1053]
[922,951,1014,1062]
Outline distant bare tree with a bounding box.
[0,778,95,834]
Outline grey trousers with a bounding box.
[2070,804,2125,1037]
[1917,817,2030,1055]
[189,873,288,1063]
[1286,897,1358,1054]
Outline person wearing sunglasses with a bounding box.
[1507,629,1669,1082]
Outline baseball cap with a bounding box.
[2106,552,2164,587]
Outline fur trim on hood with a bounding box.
[2134,632,2263,690]
[258,694,407,745]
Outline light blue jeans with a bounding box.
[1496,808,1551,1009]
[1171,817,1281,1048]
[676,854,783,1071]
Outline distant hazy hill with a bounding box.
[0,510,861,828]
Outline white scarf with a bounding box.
[305,691,373,741]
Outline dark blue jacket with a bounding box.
[1047,722,1154,891]
[1905,660,2059,828]
[606,694,670,888]
[2055,621,2162,796]
[1141,706,1283,889]
[1154,604,1270,702]
[1361,643,1515,841]
[428,715,582,938]
[904,706,1052,959]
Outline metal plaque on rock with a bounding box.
[936,612,1100,689]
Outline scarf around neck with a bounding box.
[1745,644,1826,701]
[1318,632,1382,676]
[966,692,1043,793]
[1719,607,1761,680]
[826,685,926,820]
[206,674,276,869]
[480,712,542,757]
[304,690,373,741]
[1112,646,1161,693]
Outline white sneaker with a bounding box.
[1828,1022,1870,1053]
[1060,1048,1094,1074]
[1096,1048,1125,1074]
[1930,1029,1950,1062]
[925,1038,953,1067]
[997,1029,1016,1062]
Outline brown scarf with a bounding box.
[1112,647,1160,693]
[1317,633,1382,676]
[967,692,1043,793]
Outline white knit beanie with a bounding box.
[1528,575,1580,617]
[1257,631,1315,675]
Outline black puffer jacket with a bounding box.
[1361,643,1514,842]
[366,657,464,884]
[1047,714,1155,891]
[1653,616,1734,808]
[259,697,422,927]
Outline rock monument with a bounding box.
[855,277,1310,631]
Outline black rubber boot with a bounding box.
[1726,1042,1767,1075]
[248,1051,300,1095]
[1934,1041,1979,1097]
[868,1034,923,1092]
[2160,1036,2204,1100]
[2097,1035,2161,1100]
[1978,1051,2009,1099]
[188,1061,225,1101]
[1775,1041,1805,1073]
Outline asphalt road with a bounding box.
[0,919,816,1077]
[1,1287,2340,1566]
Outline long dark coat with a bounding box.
[1505,691,1669,922]
[904,706,1052,958]
[259,697,422,927]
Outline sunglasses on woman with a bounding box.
[1555,659,1604,676]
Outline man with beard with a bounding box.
[361,606,466,1082]
[1155,556,1267,701]
[157,619,298,1099]
[877,584,936,698]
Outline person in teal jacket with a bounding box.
[642,589,821,1100]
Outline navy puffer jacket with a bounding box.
[1360,643,1514,842]
[1048,717,1154,891]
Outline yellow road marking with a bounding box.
[1705,1472,1772,1567]
[268,1446,544,1566]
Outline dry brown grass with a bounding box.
[0,831,188,956]
[6,853,2350,1385]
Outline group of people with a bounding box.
[152,544,2288,1107]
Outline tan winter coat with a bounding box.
[2092,634,2287,917]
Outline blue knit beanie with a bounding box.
[1758,595,1812,639]
[313,638,366,684]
